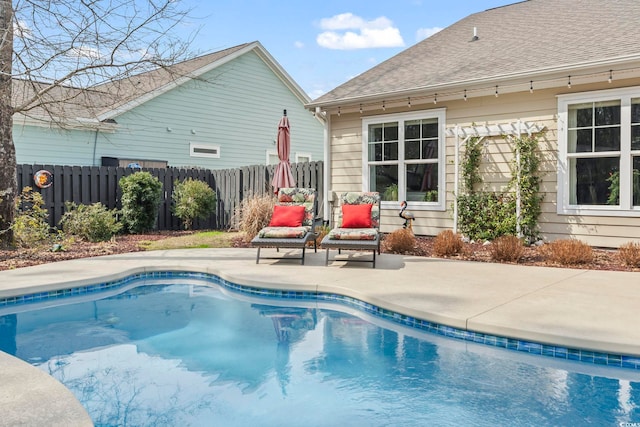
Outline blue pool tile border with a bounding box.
[1,270,638,371]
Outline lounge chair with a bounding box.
[321,192,381,268]
[251,187,320,265]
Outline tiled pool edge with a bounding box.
[2,270,639,371]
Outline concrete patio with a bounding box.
[1,247,639,425]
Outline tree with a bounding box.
[0,0,195,247]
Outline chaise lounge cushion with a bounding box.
[268,205,305,227]
[326,227,378,241]
[341,204,372,228]
[258,226,310,239]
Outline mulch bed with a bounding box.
[0,231,636,272]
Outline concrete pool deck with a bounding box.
[1,247,639,425]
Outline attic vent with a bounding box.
[190,143,220,158]
[471,27,479,41]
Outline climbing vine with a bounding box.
[509,134,543,242]
[461,136,483,192]
[457,133,544,242]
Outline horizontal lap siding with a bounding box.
[14,51,324,171]
[327,82,640,246]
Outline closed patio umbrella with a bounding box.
[271,110,295,193]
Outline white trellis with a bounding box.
[446,120,545,237]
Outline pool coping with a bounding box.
[2,267,639,371]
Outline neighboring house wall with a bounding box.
[13,122,103,166]
[14,49,323,170]
[325,79,640,247]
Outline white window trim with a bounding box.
[295,152,312,163]
[362,108,447,211]
[557,86,640,217]
[190,143,220,159]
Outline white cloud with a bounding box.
[14,20,32,39]
[415,26,443,42]
[294,41,304,49]
[316,13,405,50]
[68,46,102,60]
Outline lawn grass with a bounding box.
[140,231,245,250]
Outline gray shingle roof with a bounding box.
[310,0,640,106]
[13,43,254,124]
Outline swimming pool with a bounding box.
[1,277,639,426]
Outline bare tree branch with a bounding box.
[1,0,199,246]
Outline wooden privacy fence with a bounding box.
[17,161,323,231]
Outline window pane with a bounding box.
[595,127,620,152]
[370,165,398,201]
[569,129,592,153]
[569,103,592,128]
[368,143,380,161]
[569,157,619,205]
[632,100,640,124]
[383,123,398,141]
[384,142,398,161]
[422,140,438,159]
[632,125,640,151]
[634,157,640,207]
[594,101,620,126]
[406,163,438,202]
[405,141,420,160]
[369,124,383,142]
[405,121,420,139]
[422,122,438,138]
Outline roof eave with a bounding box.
[306,54,640,111]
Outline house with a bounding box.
[307,0,640,248]
[12,42,324,170]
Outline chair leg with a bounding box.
[256,247,261,264]
[372,249,376,268]
[325,248,330,266]
[301,247,306,265]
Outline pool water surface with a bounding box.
[0,281,639,426]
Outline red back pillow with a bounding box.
[341,204,372,228]
[268,205,305,227]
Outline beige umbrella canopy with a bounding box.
[271,110,295,193]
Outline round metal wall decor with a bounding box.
[33,169,53,189]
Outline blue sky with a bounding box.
[179,0,515,99]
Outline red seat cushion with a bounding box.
[341,204,373,228]
[268,205,306,227]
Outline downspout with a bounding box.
[515,120,522,238]
[321,109,330,225]
[92,129,99,166]
[453,125,460,233]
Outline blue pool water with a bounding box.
[1,280,639,426]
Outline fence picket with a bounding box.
[17,162,323,231]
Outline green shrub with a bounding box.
[172,178,216,230]
[12,187,52,248]
[59,202,122,242]
[457,192,517,240]
[119,172,163,233]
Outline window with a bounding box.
[295,153,312,163]
[190,143,220,159]
[266,150,279,165]
[363,109,445,210]
[558,87,640,215]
